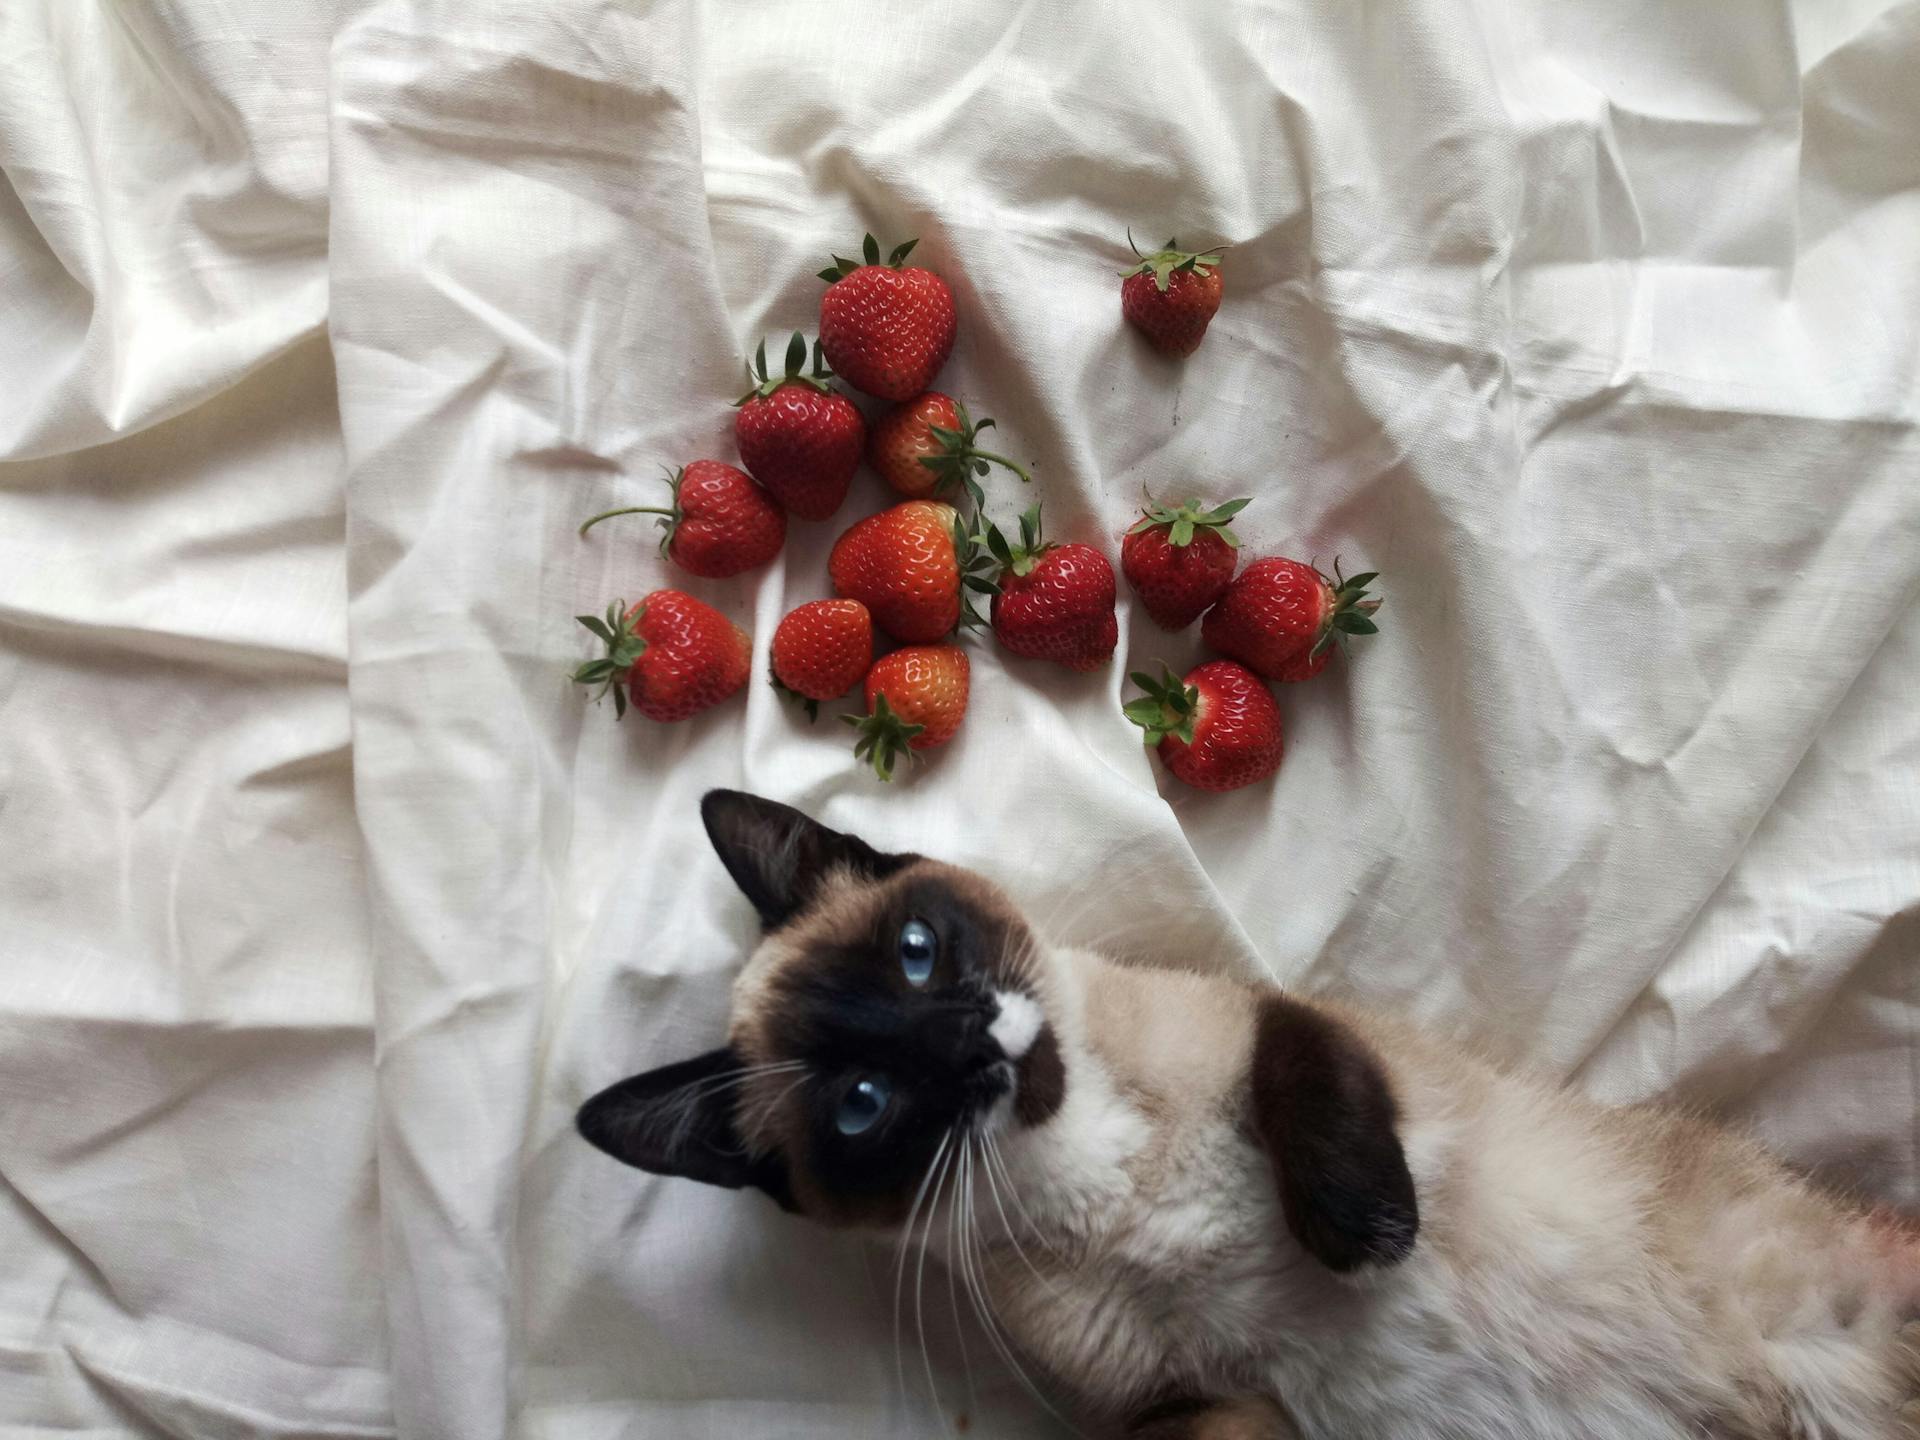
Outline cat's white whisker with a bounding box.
[944,1122,977,1418]
[985,1129,1066,1262]
[956,1135,1089,1439]
[893,1128,953,1413]
[914,1135,959,1434]
[978,1128,1062,1297]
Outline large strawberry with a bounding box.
[869,392,1031,507]
[828,499,995,644]
[578,462,784,578]
[844,644,969,781]
[1124,661,1283,791]
[818,235,956,402]
[1121,234,1225,358]
[1201,557,1381,682]
[734,332,866,521]
[982,504,1117,672]
[1121,495,1248,630]
[572,591,750,722]
[770,599,873,721]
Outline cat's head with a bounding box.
[577,790,1066,1226]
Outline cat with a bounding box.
[578,790,1920,1439]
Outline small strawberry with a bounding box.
[770,599,873,721]
[828,499,996,644]
[982,504,1118,672]
[572,591,750,723]
[844,644,969,781]
[1121,234,1225,358]
[734,332,866,521]
[869,392,1031,507]
[818,235,956,402]
[1122,495,1250,630]
[1124,661,1283,791]
[578,462,784,579]
[1201,557,1381,682]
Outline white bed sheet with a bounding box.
[3,2,1917,1437]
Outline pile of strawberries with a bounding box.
[572,230,1381,792]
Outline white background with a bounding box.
[2,2,1916,1436]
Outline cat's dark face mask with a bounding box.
[575,791,1065,1226]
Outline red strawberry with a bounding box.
[869,392,1031,506]
[1125,661,1283,791]
[818,235,956,402]
[1122,495,1249,630]
[578,462,784,579]
[844,644,970,781]
[828,499,995,644]
[734,332,866,521]
[572,591,750,723]
[770,599,874,720]
[983,504,1118,672]
[1121,235,1225,358]
[1201,557,1381,681]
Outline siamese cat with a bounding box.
[579,791,1920,1439]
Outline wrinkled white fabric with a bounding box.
[2,1,1917,1437]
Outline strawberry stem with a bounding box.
[579,506,673,537]
[1122,663,1198,746]
[571,599,647,720]
[737,330,835,405]
[843,694,925,782]
[968,448,1033,486]
[1122,235,1228,291]
[1126,495,1250,549]
[1308,560,1384,659]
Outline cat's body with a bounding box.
[579,794,1920,1439]
[979,950,1920,1439]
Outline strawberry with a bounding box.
[844,644,969,781]
[869,392,1031,507]
[982,504,1118,672]
[1201,557,1381,682]
[828,499,995,644]
[734,332,866,521]
[1121,234,1225,358]
[770,599,873,720]
[572,591,751,723]
[1122,495,1249,630]
[1125,661,1283,791]
[818,235,956,402]
[578,462,784,579]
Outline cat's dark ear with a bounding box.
[700,790,915,929]
[1250,995,1418,1273]
[577,1047,794,1209]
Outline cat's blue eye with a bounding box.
[836,1076,891,1136]
[899,918,937,986]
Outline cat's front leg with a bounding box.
[1123,1394,1301,1440]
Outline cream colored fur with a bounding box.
[930,945,1920,1440]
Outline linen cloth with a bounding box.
[3,2,1917,1436]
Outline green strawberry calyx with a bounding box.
[918,399,1034,509]
[954,510,1002,632]
[737,331,836,404]
[978,502,1053,586]
[1308,558,1384,660]
[843,693,926,782]
[1123,663,1199,747]
[571,599,646,720]
[1123,231,1227,293]
[578,466,686,559]
[1127,494,1251,548]
[818,233,921,282]
[769,667,822,724]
